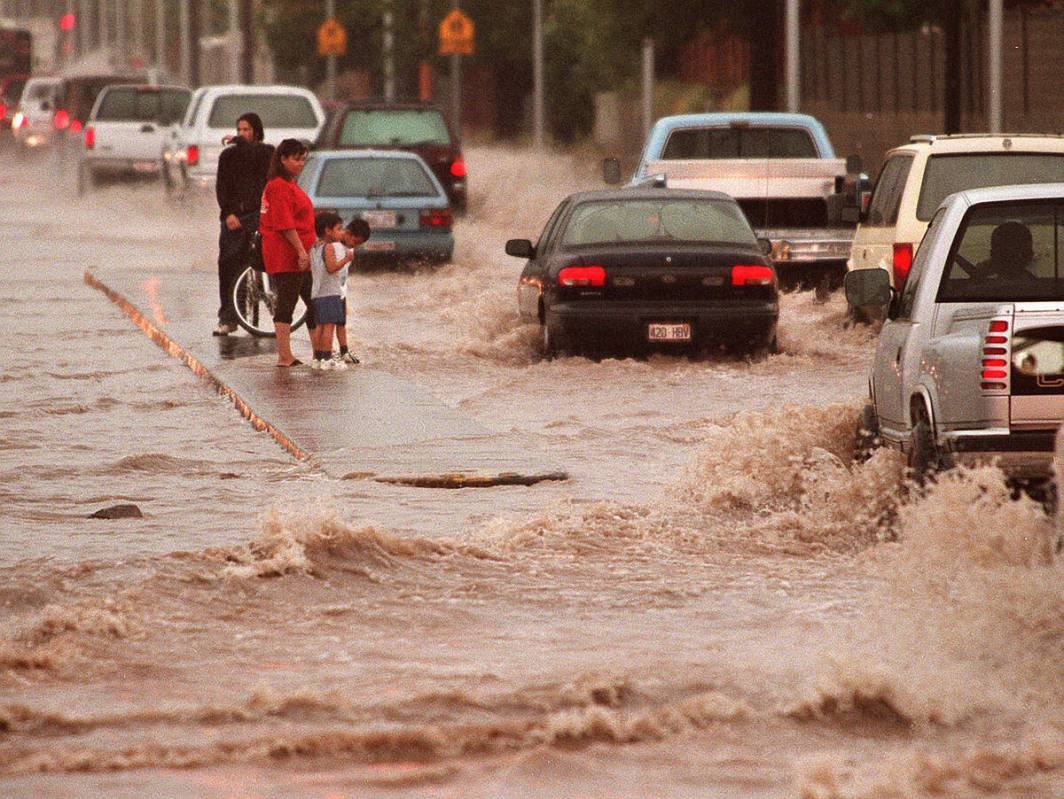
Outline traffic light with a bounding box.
[59,13,76,31]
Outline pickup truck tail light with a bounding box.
[84,126,94,149]
[186,144,199,167]
[981,318,1010,391]
[892,243,913,289]
[419,208,453,228]
[449,159,466,178]
[558,265,606,287]
[731,264,776,287]
[52,108,69,130]
[0,103,6,120]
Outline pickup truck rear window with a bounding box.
[561,198,757,247]
[937,201,1063,302]
[338,109,451,147]
[916,154,1064,221]
[661,127,818,159]
[207,95,318,129]
[95,88,190,124]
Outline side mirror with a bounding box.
[602,157,622,185]
[757,237,773,256]
[844,268,891,309]
[505,238,535,258]
[845,154,863,174]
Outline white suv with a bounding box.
[78,83,191,194]
[161,84,324,195]
[11,76,61,151]
[846,134,1064,318]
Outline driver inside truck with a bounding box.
[976,220,1037,282]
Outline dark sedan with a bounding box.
[505,188,779,357]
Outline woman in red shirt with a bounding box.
[260,138,317,366]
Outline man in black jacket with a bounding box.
[214,112,274,335]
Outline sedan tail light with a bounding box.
[450,159,466,178]
[53,108,70,130]
[186,144,199,166]
[0,103,6,120]
[84,126,95,149]
[558,265,606,287]
[420,208,453,228]
[731,264,776,287]
[893,242,914,289]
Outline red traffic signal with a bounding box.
[59,13,76,30]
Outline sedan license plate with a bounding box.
[133,160,158,173]
[362,210,397,229]
[648,322,691,342]
[362,240,396,252]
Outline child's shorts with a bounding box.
[312,295,345,325]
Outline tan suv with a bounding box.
[846,134,1064,319]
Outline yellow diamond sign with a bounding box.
[439,9,474,56]
[317,18,347,57]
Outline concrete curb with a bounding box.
[84,270,313,463]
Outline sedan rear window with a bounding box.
[338,109,451,147]
[207,94,318,129]
[95,88,190,123]
[917,153,1064,220]
[937,201,1063,302]
[662,127,818,159]
[313,157,439,198]
[24,81,56,100]
[562,199,758,247]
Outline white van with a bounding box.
[160,84,324,195]
[846,134,1064,318]
[11,76,61,151]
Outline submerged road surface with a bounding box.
[1,148,1062,798]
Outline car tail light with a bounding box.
[53,108,69,130]
[0,103,6,120]
[981,317,1011,391]
[186,144,199,166]
[69,119,82,134]
[893,243,913,289]
[731,264,776,287]
[419,208,453,228]
[84,126,94,149]
[558,265,606,287]
[450,159,466,178]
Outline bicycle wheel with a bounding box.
[231,268,308,337]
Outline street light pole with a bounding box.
[383,0,395,102]
[324,0,336,100]
[179,0,191,85]
[532,0,544,148]
[785,0,800,112]
[155,0,166,73]
[988,0,1003,133]
[228,0,241,84]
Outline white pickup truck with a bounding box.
[845,182,1064,484]
[608,112,863,291]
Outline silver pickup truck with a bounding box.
[846,182,1064,484]
[607,113,863,292]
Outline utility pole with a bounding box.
[100,0,110,59]
[532,0,544,148]
[450,2,460,133]
[785,0,800,112]
[641,38,654,139]
[383,0,395,101]
[115,0,126,67]
[987,0,1003,133]
[179,0,191,85]
[228,0,241,84]
[155,0,166,73]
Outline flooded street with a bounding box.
[1,147,1062,798]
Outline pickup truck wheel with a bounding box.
[908,412,941,485]
[541,323,559,359]
[854,403,880,463]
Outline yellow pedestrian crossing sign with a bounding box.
[317,18,347,57]
[439,9,474,56]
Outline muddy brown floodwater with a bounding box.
[1,147,1062,799]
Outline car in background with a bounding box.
[0,73,27,146]
[52,72,149,150]
[161,84,325,195]
[11,75,60,151]
[314,100,466,213]
[846,133,1064,320]
[299,149,454,265]
[78,83,191,194]
[504,188,778,357]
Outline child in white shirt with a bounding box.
[310,211,354,370]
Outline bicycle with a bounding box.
[231,233,309,337]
